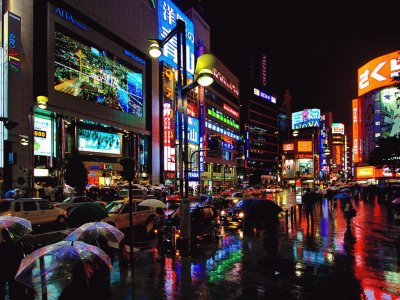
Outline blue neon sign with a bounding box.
[158,0,195,79]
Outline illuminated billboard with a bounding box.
[54,30,144,117]
[380,87,400,137]
[356,166,375,179]
[358,50,400,96]
[352,99,361,163]
[283,143,294,151]
[78,128,122,156]
[297,140,312,152]
[158,0,195,79]
[34,115,53,157]
[292,108,320,129]
[332,123,344,135]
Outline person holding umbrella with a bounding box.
[342,198,355,227]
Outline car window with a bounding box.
[39,200,52,210]
[122,204,137,214]
[0,202,11,212]
[14,202,21,212]
[23,201,37,211]
[137,205,149,211]
[132,190,144,195]
[106,202,124,214]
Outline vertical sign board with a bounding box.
[0,48,4,168]
[163,66,175,171]
[199,87,205,173]
[373,91,381,141]
[352,99,360,163]
[158,0,195,79]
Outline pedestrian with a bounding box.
[0,228,25,300]
[302,189,314,226]
[154,207,167,250]
[342,198,354,227]
[58,260,91,300]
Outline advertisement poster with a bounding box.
[78,128,121,156]
[163,66,175,172]
[34,115,52,157]
[380,87,400,137]
[54,30,143,117]
[292,108,320,129]
[364,94,375,158]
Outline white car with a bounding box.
[102,199,156,229]
[0,198,67,226]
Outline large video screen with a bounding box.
[292,108,321,129]
[54,29,143,117]
[380,87,400,137]
[78,128,122,156]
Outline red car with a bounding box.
[166,192,197,209]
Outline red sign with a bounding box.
[352,99,361,163]
[283,143,294,151]
[223,103,239,118]
[295,154,312,159]
[212,68,239,97]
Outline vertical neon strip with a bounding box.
[352,99,360,163]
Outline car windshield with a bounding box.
[235,200,252,209]
[0,201,11,212]
[106,202,124,213]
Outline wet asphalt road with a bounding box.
[108,191,400,300]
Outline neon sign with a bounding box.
[212,69,239,97]
[254,88,276,103]
[223,103,239,118]
[54,7,87,31]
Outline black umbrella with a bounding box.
[242,198,283,227]
[67,202,108,228]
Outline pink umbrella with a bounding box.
[392,197,400,205]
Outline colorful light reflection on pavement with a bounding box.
[109,194,400,299]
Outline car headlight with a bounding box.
[221,210,226,216]
[238,212,244,218]
[233,199,238,203]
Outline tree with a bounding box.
[368,136,400,176]
[64,157,88,196]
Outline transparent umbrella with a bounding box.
[0,216,32,243]
[65,221,124,244]
[15,240,111,299]
[138,198,167,209]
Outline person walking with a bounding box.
[154,207,167,251]
[342,198,354,227]
[58,260,91,300]
[302,188,314,227]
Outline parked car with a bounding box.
[164,203,219,243]
[54,196,107,213]
[0,198,67,226]
[102,199,156,229]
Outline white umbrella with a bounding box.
[138,198,167,209]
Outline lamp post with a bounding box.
[148,20,214,252]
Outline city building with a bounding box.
[241,51,278,186]
[353,50,400,183]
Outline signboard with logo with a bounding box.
[352,99,361,163]
[297,140,312,152]
[283,143,294,151]
[332,123,344,135]
[54,30,144,118]
[34,115,53,157]
[187,116,199,144]
[358,50,400,96]
[163,67,175,171]
[356,166,375,179]
[292,108,321,129]
[158,0,195,79]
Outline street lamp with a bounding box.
[148,19,215,252]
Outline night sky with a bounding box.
[176,1,400,129]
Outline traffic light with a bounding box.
[208,135,221,157]
[119,157,136,181]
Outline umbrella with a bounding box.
[339,188,351,193]
[392,197,400,205]
[65,221,124,244]
[138,198,167,209]
[0,216,32,243]
[15,240,111,297]
[333,192,351,200]
[241,198,283,223]
[67,202,108,228]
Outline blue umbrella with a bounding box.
[333,192,351,200]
